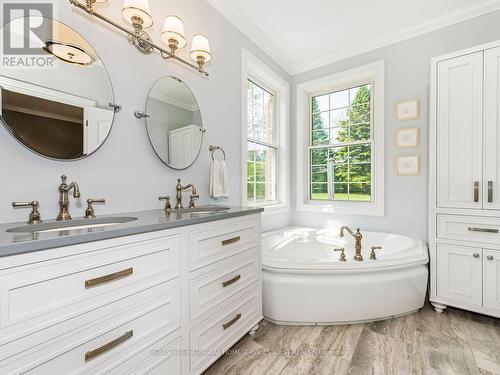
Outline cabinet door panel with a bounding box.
[484,47,500,210]
[436,243,482,306]
[484,249,500,310]
[437,52,483,209]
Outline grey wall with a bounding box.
[290,10,500,241]
[0,0,291,231]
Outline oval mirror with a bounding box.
[146,76,203,169]
[0,16,115,160]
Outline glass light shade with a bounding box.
[161,16,186,49]
[190,34,212,62]
[122,0,153,28]
[44,42,95,66]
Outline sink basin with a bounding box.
[7,217,138,234]
[176,206,230,215]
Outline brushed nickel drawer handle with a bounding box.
[474,181,480,203]
[488,181,494,203]
[85,330,133,362]
[222,236,241,246]
[468,227,499,234]
[85,268,133,289]
[222,313,242,330]
[222,274,241,288]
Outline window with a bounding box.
[310,84,372,202]
[296,61,384,216]
[242,48,289,214]
[246,79,277,203]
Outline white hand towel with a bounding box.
[210,159,229,199]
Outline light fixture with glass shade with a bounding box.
[68,0,212,76]
[190,34,212,71]
[161,16,186,55]
[44,41,95,66]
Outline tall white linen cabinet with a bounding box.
[429,41,500,317]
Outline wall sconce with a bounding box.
[70,0,212,76]
[162,16,186,55]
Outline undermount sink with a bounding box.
[176,206,230,215]
[6,217,138,234]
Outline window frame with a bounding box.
[241,48,289,215]
[296,61,385,216]
[246,78,279,204]
[309,82,374,202]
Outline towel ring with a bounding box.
[209,145,226,161]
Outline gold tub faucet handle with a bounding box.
[370,246,382,260]
[334,248,347,262]
[159,196,172,214]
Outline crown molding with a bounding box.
[206,0,500,76]
[292,0,500,74]
[205,0,294,74]
[150,91,199,112]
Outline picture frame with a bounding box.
[396,127,419,148]
[396,99,419,121]
[396,155,420,176]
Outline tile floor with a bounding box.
[203,303,500,375]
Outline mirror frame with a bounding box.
[0,16,116,162]
[145,76,204,170]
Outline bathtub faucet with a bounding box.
[339,226,363,261]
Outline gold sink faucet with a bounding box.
[340,226,363,261]
[57,175,80,221]
[175,179,199,210]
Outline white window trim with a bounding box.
[296,60,385,216]
[241,48,290,216]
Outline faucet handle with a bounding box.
[334,248,347,262]
[370,246,382,260]
[159,196,172,213]
[189,193,199,208]
[12,201,42,224]
[85,198,106,219]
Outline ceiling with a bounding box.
[206,0,500,74]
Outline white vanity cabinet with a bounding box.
[0,213,262,375]
[429,41,500,318]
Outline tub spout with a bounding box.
[340,226,363,261]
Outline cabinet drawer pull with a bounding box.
[85,330,133,362]
[488,181,494,203]
[222,274,241,288]
[487,255,494,261]
[468,227,499,234]
[222,313,242,330]
[85,268,133,289]
[473,253,480,258]
[222,236,241,246]
[474,181,480,203]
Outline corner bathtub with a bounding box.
[262,227,429,325]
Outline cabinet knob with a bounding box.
[473,253,480,258]
[487,255,494,261]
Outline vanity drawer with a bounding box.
[189,250,259,321]
[0,233,180,342]
[189,216,260,271]
[189,287,260,374]
[103,333,181,375]
[437,215,500,245]
[5,287,181,375]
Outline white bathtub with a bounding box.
[262,227,429,325]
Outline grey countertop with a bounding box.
[0,206,263,258]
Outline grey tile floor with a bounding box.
[203,303,500,375]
